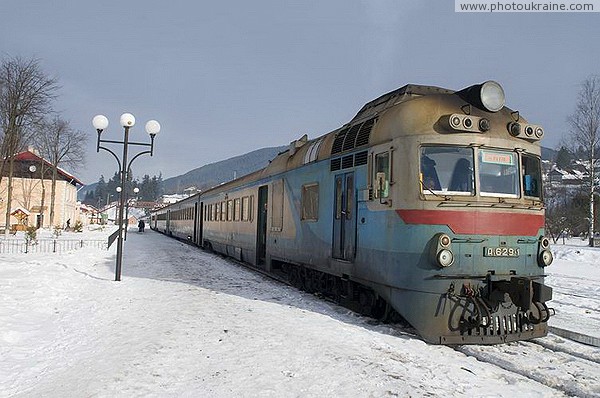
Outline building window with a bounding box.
[301,183,319,221]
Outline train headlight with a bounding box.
[480,81,505,112]
[439,234,451,248]
[432,233,454,268]
[508,122,521,136]
[525,125,534,137]
[450,115,462,128]
[539,250,553,267]
[540,236,550,250]
[437,249,454,267]
[478,118,491,132]
[535,127,544,139]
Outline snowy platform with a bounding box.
[1,230,598,397]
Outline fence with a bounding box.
[0,239,107,254]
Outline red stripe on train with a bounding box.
[396,209,544,236]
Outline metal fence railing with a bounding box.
[0,239,108,254]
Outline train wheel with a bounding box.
[288,266,305,291]
[371,297,390,321]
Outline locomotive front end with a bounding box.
[384,81,554,344]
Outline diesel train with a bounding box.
[151,81,554,344]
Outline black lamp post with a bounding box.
[92,113,161,281]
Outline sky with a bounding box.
[1,0,599,185]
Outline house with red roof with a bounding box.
[1,148,84,230]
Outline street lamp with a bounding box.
[93,113,161,281]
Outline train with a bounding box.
[151,81,554,344]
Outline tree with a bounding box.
[0,56,58,233]
[35,116,86,226]
[568,75,600,247]
[94,175,107,206]
[554,146,573,170]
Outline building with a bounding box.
[0,149,84,230]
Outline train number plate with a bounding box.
[484,247,520,257]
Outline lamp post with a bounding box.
[92,113,161,281]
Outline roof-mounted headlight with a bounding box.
[457,80,505,113]
[480,81,505,112]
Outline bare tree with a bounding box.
[568,75,600,246]
[0,56,58,233]
[36,116,86,226]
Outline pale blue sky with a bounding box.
[1,0,598,184]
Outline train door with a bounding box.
[256,185,268,265]
[332,172,356,261]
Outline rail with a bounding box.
[0,239,108,254]
[548,326,600,347]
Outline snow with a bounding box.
[1,229,599,397]
[546,241,600,340]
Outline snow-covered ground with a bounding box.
[1,228,599,397]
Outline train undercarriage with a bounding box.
[271,259,553,345]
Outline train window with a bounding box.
[479,150,519,197]
[221,201,226,221]
[375,152,390,198]
[522,154,542,199]
[346,175,354,219]
[335,177,343,219]
[301,183,319,221]
[420,147,474,195]
[249,195,254,222]
[227,200,233,221]
[272,179,284,231]
[234,198,241,221]
[213,204,218,221]
[242,196,250,221]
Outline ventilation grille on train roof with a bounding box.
[330,150,368,172]
[331,117,377,155]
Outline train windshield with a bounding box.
[421,146,538,199]
[420,147,474,195]
[478,149,519,197]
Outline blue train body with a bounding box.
[151,82,553,344]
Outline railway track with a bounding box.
[206,246,600,396]
[456,330,600,397]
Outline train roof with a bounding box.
[350,84,454,124]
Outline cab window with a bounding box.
[420,146,474,195]
[479,150,519,197]
[522,154,542,198]
[375,152,390,198]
